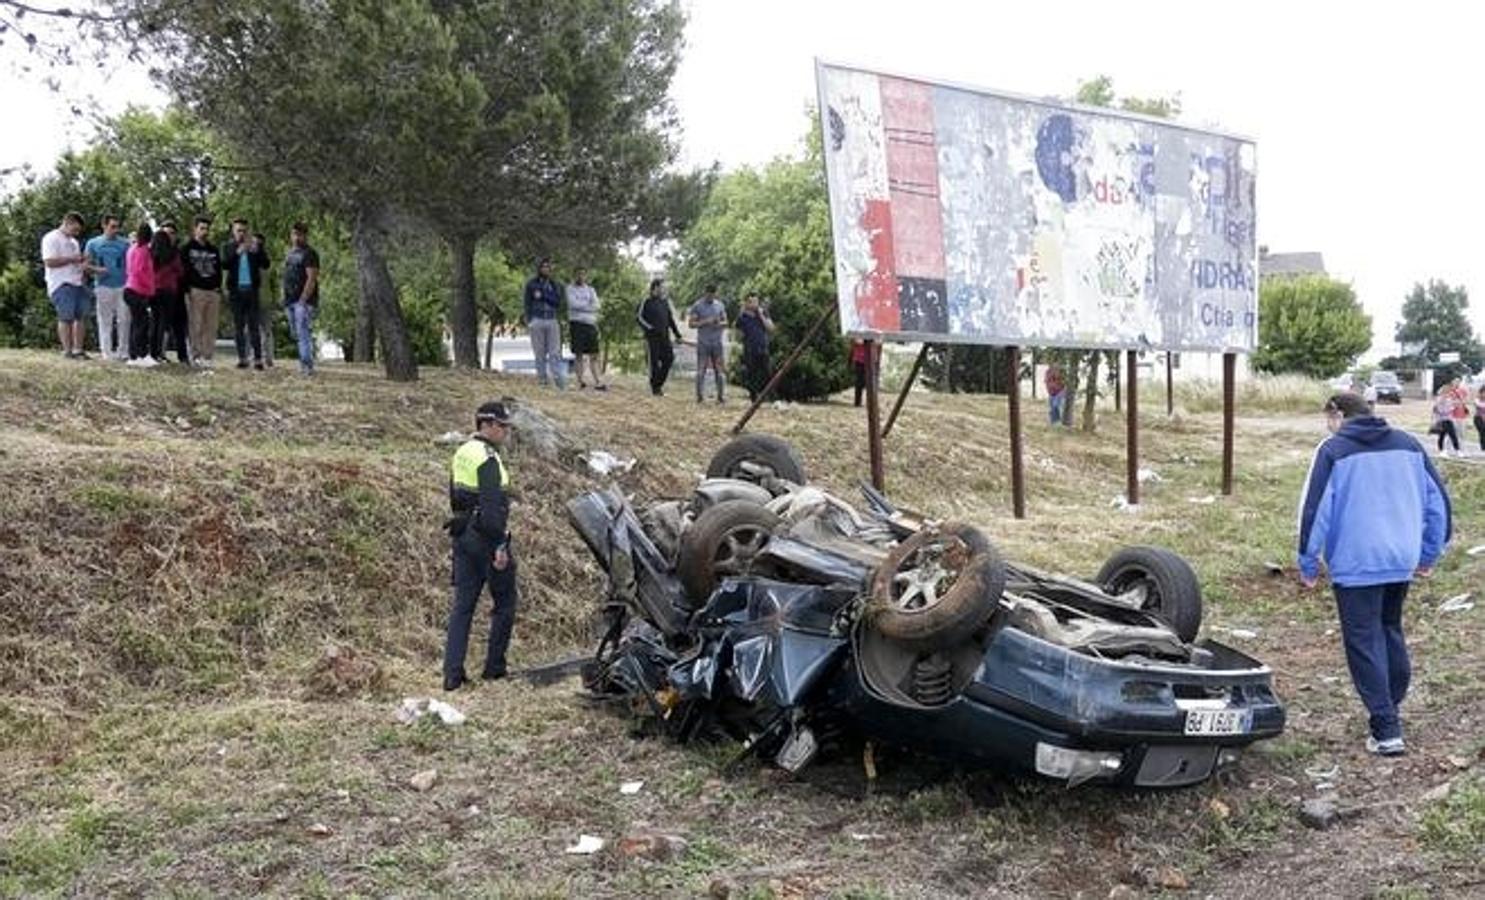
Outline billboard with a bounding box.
[816,62,1257,353]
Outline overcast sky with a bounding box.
[4,1,1480,358]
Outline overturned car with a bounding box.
[568,435,1284,788]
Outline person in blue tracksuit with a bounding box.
[1296,392,1452,756]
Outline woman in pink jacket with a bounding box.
[123,223,156,367]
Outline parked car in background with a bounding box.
[1368,371,1403,404]
[1328,372,1355,391]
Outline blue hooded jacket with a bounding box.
[1296,416,1452,586]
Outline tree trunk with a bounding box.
[353,284,376,363]
[1081,351,1100,432]
[484,315,496,370]
[448,233,480,368]
[352,210,418,382]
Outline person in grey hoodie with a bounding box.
[566,267,606,390]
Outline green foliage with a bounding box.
[922,345,1014,393]
[1075,75,1183,118]
[0,262,53,349]
[1252,275,1371,378]
[1,149,132,273]
[669,126,850,401]
[100,106,217,225]
[1394,280,1484,376]
[589,256,650,373]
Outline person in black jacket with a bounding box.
[221,218,271,369]
[182,216,223,367]
[636,278,683,396]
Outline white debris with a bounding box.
[1137,467,1163,483]
[1109,496,1140,512]
[770,400,794,411]
[583,450,636,476]
[434,430,467,446]
[1439,593,1475,613]
[565,834,605,855]
[395,697,467,727]
[1186,495,1217,505]
[619,781,645,795]
[849,833,886,841]
[1467,545,1485,557]
[1222,627,1259,640]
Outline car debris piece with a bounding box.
[564,834,605,855]
[1438,593,1474,613]
[619,781,645,795]
[566,434,1286,788]
[1467,544,1485,557]
[583,450,636,476]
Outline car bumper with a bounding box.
[831,629,1285,787]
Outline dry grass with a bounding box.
[1,349,1483,898]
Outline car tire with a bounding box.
[705,434,807,486]
[1096,546,1203,642]
[676,499,782,601]
[868,524,1006,650]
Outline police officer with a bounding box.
[444,400,518,691]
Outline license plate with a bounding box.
[1184,708,1252,736]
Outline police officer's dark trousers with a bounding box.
[444,531,518,687]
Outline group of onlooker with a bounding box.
[1429,375,1485,456]
[41,212,321,373]
[525,262,779,403]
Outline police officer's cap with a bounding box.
[475,400,515,427]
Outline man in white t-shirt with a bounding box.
[40,212,100,359]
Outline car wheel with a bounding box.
[676,499,782,601]
[705,434,807,486]
[868,523,1006,650]
[1095,546,1203,642]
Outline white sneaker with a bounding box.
[138,356,159,368]
[1366,736,1406,756]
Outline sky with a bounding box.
[4,1,1481,359]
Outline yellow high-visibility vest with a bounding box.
[451,438,510,491]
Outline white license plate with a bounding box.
[1184,708,1252,736]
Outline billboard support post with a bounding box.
[1114,359,1122,412]
[1126,350,1139,506]
[1008,346,1026,519]
[1166,353,1175,416]
[1222,352,1236,495]
[731,304,837,436]
[865,339,885,491]
[882,343,930,438]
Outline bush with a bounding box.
[0,263,54,349]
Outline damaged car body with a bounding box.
[568,435,1285,788]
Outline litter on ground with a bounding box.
[565,835,605,855]
[395,697,467,727]
[1187,495,1216,504]
[619,781,645,795]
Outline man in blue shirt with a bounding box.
[522,258,566,389]
[1297,392,1452,756]
[221,218,271,369]
[85,215,131,360]
[734,293,775,401]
